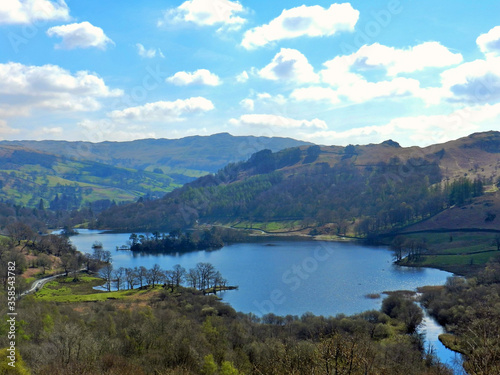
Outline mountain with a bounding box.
[0,145,177,210]
[97,131,500,233]
[2,133,311,179]
[0,133,310,210]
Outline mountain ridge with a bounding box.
[96,131,500,234]
[1,132,312,174]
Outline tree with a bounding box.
[60,254,75,277]
[38,253,52,275]
[149,263,164,287]
[112,267,125,291]
[212,271,224,294]
[196,262,216,290]
[171,264,186,287]
[391,236,406,262]
[186,268,199,289]
[125,267,138,289]
[92,247,111,263]
[6,222,36,247]
[136,266,148,288]
[99,263,113,292]
[382,295,423,333]
[220,361,240,375]
[163,270,175,292]
[201,354,218,375]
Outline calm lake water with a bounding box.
[67,229,462,371]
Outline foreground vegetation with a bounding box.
[0,275,453,375]
[420,256,500,374]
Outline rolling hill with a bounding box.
[0,133,310,210]
[97,131,500,233]
[2,133,311,178]
[0,145,177,210]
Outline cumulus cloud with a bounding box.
[477,26,500,56]
[0,62,122,115]
[229,114,327,130]
[108,97,215,122]
[158,0,245,32]
[295,41,461,105]
[304,102,500,147]
[349,42,463,76]
[136,43,164,58]
[236,70,249,83]
[440,57,500,104]
[321,42,462,84]
[166,69,221,86]
[47,21,114,50]
[259,48,319,84]
[319,54,421,103]
[0,0,70,24]
[241,3,359,49]
[240,98,254,111]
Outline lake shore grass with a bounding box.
[34,275,158,303]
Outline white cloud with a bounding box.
[0,120,20,139]
[477,26,500,56]
[136,43,163,58]
[240,98,254,111]
[0,0,70,24]
[158,0,245,31]
[321,42,462,85]
[236,70,249,83]
[439,56,500,104]
[304,102,500,146]
[166,69,221,86]
[108,97,215,122]
[47,21,114,50]
[320,54,421,103]
[0,62,122,115]
[229,114,327,130]
[259,48,319,84]
[40,126,63,135]
[291,87,340,104]
[79,119,157,142]
[306,41,462,105]
[241,3,359,49]
[340,77,421,103]
[350,42,463,76]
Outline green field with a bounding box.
[397,231,500,274]
[232,220,304,232]
[34,275,153,302]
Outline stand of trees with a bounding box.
[421,256,500,374]
[98,149,486,236]
[127,227,247,254]
[98,262,228,294]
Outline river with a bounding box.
[67,229,462,371]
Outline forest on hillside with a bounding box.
[98,147,487,235]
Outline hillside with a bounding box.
[0,145,176,210]
[2,133,311,177]
[97,131,500,233]
[0,134,309,210]
[402,189,500,232]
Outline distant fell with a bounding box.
[2,133,312,175]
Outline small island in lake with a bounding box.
[126,227,248,254]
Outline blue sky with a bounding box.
[1,0,500,146]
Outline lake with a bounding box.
[68,229,462,371]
